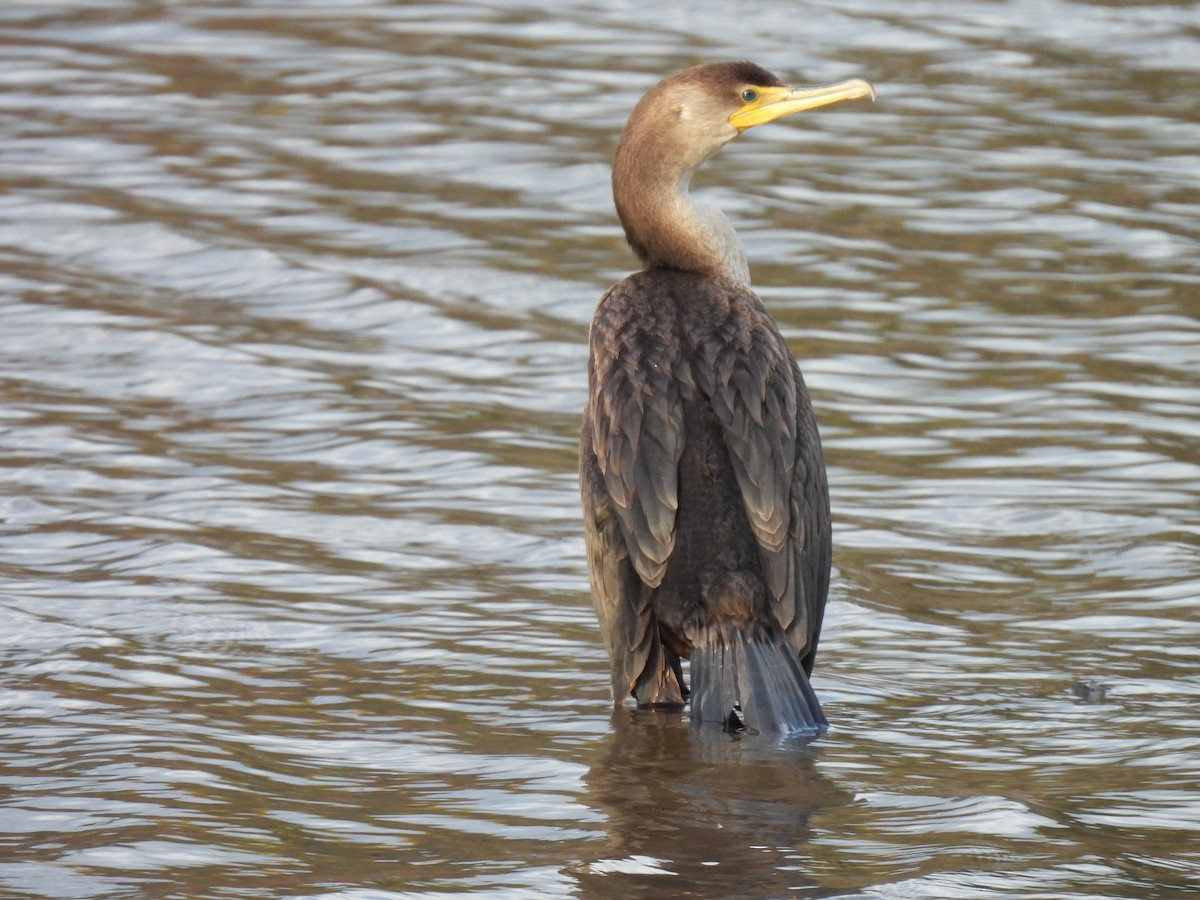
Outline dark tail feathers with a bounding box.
[689,629,827,735]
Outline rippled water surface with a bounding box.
[2,1,1199,897]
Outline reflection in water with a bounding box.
[573,710,851,898]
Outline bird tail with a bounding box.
[689,626,827,736]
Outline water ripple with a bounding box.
[1,0,1198,897]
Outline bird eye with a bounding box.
[740,88,758,103]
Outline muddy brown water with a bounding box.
[1,1,1198,897]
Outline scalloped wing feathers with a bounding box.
[581,271,826,703]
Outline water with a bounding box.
[1,0,1198,897]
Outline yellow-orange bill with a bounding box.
[729,78,876,131]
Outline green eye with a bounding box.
[740,88,758,102]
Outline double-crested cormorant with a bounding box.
[580,62,874,734]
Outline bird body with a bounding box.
[580,62,872,733]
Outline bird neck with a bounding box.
[612,141,750,286]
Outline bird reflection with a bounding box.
[568,708,853,897]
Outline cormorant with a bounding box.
[580,62,873,734]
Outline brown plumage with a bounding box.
[580,62,873,733]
